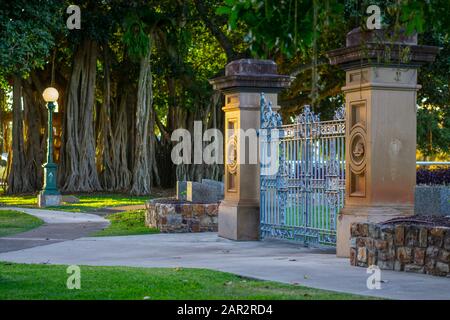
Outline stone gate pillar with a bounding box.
[209,59,292,240]
[328,28,438,257]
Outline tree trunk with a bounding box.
[130,38,156,195]
[59,39,101,192]
[22,79,46,191]
[0,88,5,154]
[96,46,115,191]
[6,75,34,194]
[111,92,131,191]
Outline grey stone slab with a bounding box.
[176,180,223,203]
[201,179,224,199]
[415,186,450,216]
[187,181,222,203]
[176,181,188,201]
[62,195,80,203]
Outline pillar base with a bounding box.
[336,205,413,257]
[218,200,260,241]
[38,192,62,208]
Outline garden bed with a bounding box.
[350,216,450,276]
[380,216,450,227]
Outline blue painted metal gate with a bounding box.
[259,93,345,246]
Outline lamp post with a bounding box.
[38,87,61,207]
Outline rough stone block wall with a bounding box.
[350,222,450,277]
[145,199,218,233]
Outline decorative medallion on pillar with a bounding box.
[226,133,238,175]
[348,121,367,197]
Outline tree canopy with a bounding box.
[0,0,449,195]
[0,0,65,78]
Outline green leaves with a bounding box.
[216,0,346,59]
[416,31,450,157]
[215,6,231,16]
[417,106,450,157]
[0,0,64,77]
[123,14,150,61]
[400,1,425,34]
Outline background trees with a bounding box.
[0,0,233,195]
[0,0,449,195]
[0,0,64,194]
[219,0,450,156]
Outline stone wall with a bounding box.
[145,198,218,233]
[350,222,450,276]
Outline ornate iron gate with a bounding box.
[260,94,345,246]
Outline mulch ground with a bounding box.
[381,215,450,228]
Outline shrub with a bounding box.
[416,167,450,185]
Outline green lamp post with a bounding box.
[39,87,61,207]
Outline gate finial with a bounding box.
[260,92,281,129]
[295,105,320,124]
[333,105,346,120]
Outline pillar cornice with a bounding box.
[327,28,439,71]
[209,59,293,94]
[342,82,422,93]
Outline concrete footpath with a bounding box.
[1,231,450,300]
[0,207,108,253]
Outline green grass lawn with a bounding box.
[0,210,44,237]
[0,194,149,212]
[0,195,36,207]
[0,262,374,300]
[92,210,159,237]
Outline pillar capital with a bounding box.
[209,59,292,94]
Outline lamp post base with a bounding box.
[39,162,61,207]
[38,192,62,208]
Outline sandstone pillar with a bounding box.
[328,28,438,257]
[209,59,292,240]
